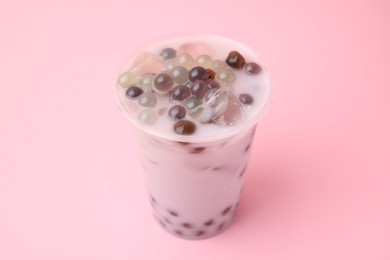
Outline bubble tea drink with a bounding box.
[114,35,272,239]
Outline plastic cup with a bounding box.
[113,34,272,239]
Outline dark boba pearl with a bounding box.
[168,105,186,120]
[188,66,209,82]
[191,80,208,98]
[173,120,196,135]
[239,93,254,105]
[170,85,190,101]
[225,51,246,69]
[185,96,202,110]
[160,47,176,60]
[245,62,262,75]
[207,80,220,89]
[153,73,174,93]
[206,68,216,80]
[126,86,143,99]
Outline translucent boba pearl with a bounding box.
[168,105,186,120]
[160,48,176,61]
[185,96,202,110]
[196,55,213,69]
[153,73,174,93]
[213,59,227,71]
[190,80,208,98]
[216,70,236,84]
[139,73,154,89]
[164,59,176,71]
[188,66,209,82]
[118,71,138,88]
[170,85,191,101]
[138,92,157,107]
[176,53,194,70]
[171,66,189,84]
[138,109,157,124]
[204,88,217,102]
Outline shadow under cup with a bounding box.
[136,125,257,240]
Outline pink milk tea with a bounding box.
[114,35,272,239]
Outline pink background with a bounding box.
[1,0,389,259]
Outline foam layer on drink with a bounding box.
[114,35,271,142]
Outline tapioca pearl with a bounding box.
[213,59,227,71]
[244,62,262,75]
[168,105,186,121]
[204,89,217,102]
[225,50,246,69]
[239,93,254,105]
[139,73,154,89]
[138,92,157,107]
[159,219,166,228]
[216,70,236,84]
[160,47,176,60]
[170,85,191,101]
[173,120,196,135]
[184,81,193,89]
[222,206,232,216]
[125,86,143,99]
[185,97,202,110]
[138,109,157,124]
[195,230,206,237]
[181,223,194,229]
[190,147,206,153]
[164,59,176,71]
[188,66,209,82]
[204,219,214,226]
[206,69,216,80]
[168,210,179,217]
[174,230,184,236]
[153,73,174,93]
[118,71,138,87]
[171,66,189,84]
[217,222,225,231]
[196,54,213,68]
[207,80,220,89]
[176,53,194,70]
[244,143,251,152]
[190,80,208,98]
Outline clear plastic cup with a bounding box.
[113,34,272,239]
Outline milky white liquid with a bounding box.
[114,35,271,239]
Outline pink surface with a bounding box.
[0,0,389,259]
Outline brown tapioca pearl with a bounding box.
[217,222,225,231]
[204,219,214,226]
[195,230,206,237]
[168,210,179,217]
[181,223,194,229]
[239,93,254,105]
[174,230,184,236]
[244,62,262,75]
[206,69,216,80]
[190,80,208,98]
[177,141,190,145]
[239,166,247,178]
[173,120,196,135]
[160,47,176,61]
[188,66,209,82]
[207,80,220,89]
[159,220,166,228]
[190,147,206,153]
[222,206,232,216]
[225,51,246,69]
[153,73,174,93]
[244,143,251,153]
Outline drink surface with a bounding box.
[114,34,271,142]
